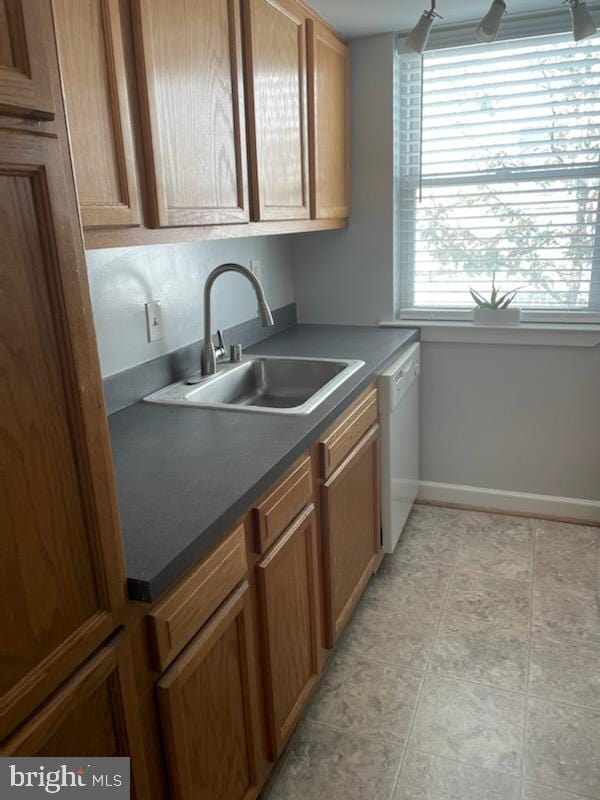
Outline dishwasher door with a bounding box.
[378,343,420,554]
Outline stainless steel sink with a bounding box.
[144,355,365,415]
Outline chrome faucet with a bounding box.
[193,263,274,380]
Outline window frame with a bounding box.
[396,26,600,324]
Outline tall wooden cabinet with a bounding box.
[133,0,250,227]
[308,18,349,219]
[244,0,310,221]
[0,2,144,786]
[54,0,141,228]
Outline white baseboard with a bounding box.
[418,481,600,524]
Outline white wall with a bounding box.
[291,33,396,325]
[291,33,600,506]
[421,341,600,503]
[86,236,294,377]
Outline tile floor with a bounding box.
[260,504,600,800]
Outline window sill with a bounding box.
[380,319,600,347]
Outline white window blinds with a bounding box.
[397,31,600,315]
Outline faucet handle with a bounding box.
[215,329,226,359]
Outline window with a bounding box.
[397,32,600,319]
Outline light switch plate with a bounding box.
[145,300,163,342]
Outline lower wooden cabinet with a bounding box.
[255,504,320,758]
[156,582,259,800]
[1,632,151,798]
[321,424,380,647]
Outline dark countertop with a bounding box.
[109,324,418,602]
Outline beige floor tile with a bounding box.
[409,675,526,776]
[524,697,600,799]
[365,560,452,617]
[266,720,404,800]
[456,528,534,581]
[444,569,531,631]
[529,635,600,709]
[532,584,600,644]
[430,616,529,692]
[307,649,421,743]
[393,750,520,800]
[534,540,599,593]
[338,595,437,671]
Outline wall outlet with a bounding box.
[145,300,163,342]
[250,258,262,279]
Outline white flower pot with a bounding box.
[473,307,521,326]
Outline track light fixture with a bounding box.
[564,0,597,40]
[476,0,507,42]
[404,0,597,49]
[404,0,442,54]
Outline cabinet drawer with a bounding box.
[319,386,377,478]
[253,454,313,554]
[148,524,247,671]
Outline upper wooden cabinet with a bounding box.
[0,0,54,119]
[2,633,151,799]
[243,0,310,221]
[54,0,141,228]
[307,18,349,219]
[157,582,259,800]
[133,0,250,227]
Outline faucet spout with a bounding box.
[200,263,274,377]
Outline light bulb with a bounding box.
[476,0,507,42]
[567,0,597,41]
[404,10,436,53]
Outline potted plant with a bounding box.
[470,273,523,326]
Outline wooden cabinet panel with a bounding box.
[149,523,248,671]
[157,582,258,800]
[307,18,349,219]
[319,386,378,478]
[0,0,54,118]
[133,0,250,227]
[256,504,319,757]
[0,124,125,735]
[244,0,309,221]
[1,633,151,798]
[54,0,141,228]
[252,453,312,554]
[321,426,380,647]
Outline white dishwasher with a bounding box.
[378,342,420,554]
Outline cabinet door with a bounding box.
[54,0,140,228]
[321,426,380,647]
[244,0,309,221]
[1,632,151,799]
[0,0,54,118]
[133,0,250,227]
[0,108,125,736]
[256,504,319,758]
[307,18,349,219]
[157,582,258,800]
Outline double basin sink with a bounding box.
[145,355,365,416]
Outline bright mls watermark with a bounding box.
[0,758,130,797]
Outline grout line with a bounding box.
[387,530,463,799]
[522,778,599,800]
[521,518,537,790]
